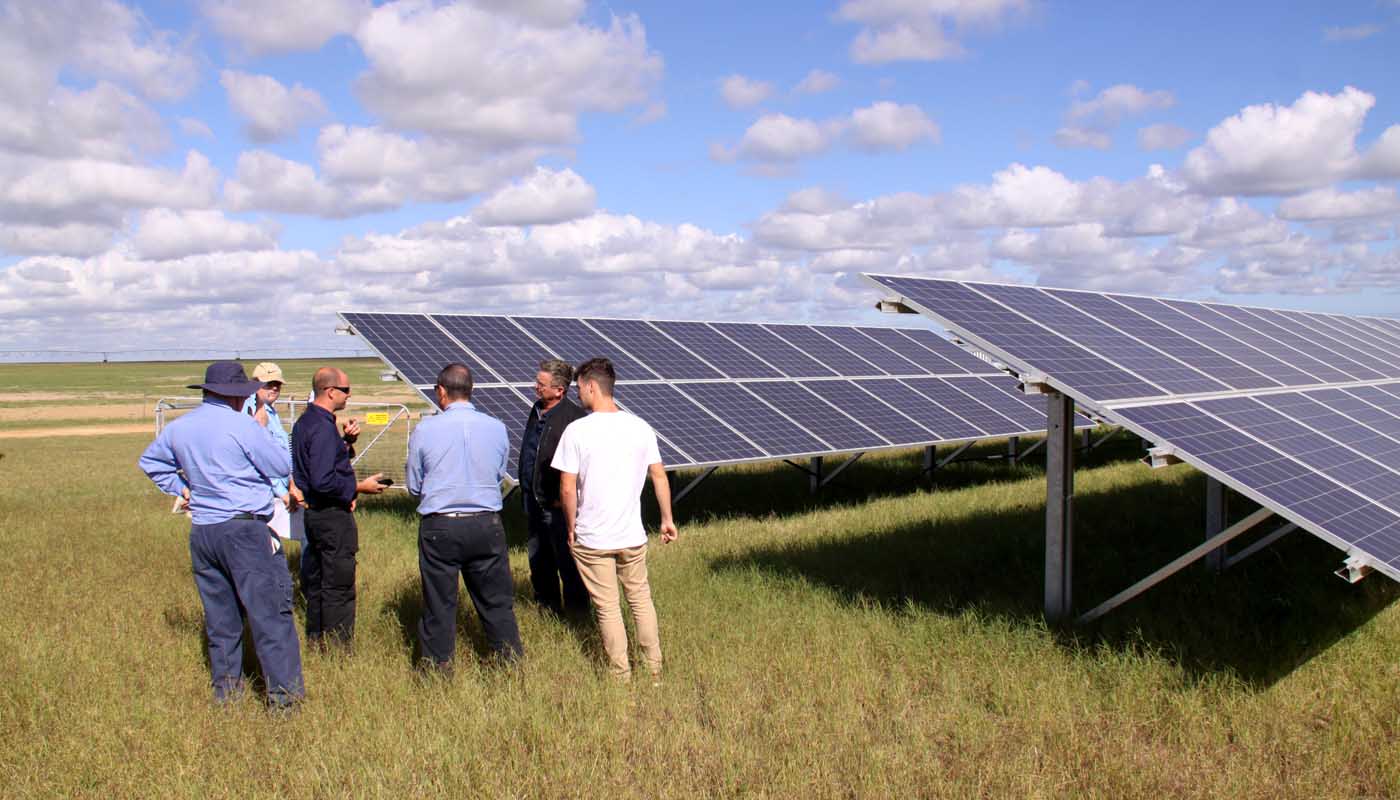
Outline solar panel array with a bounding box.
[863,273,1400,581]
[341,312,1089,476]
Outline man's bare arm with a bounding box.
[560,471,579,546]
[647,462,678,543]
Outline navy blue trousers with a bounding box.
[523,492,589,615]
[189,518,303,706]
[302,506,357,645]
[417,513,523,667]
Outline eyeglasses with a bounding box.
[332,386,351,395]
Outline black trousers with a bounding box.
[523,492,589,615]
[302,505,358,645]
[417,512,523,666]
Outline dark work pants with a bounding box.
[417,513,523,666]
[189,518,304,706]
[302,506,358,645]
[523,492,589,615]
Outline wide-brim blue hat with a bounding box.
[186,361,264,396]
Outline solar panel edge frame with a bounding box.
[858,276,1400,583]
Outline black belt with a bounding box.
[427,510,497,518]
[231,512,273,522]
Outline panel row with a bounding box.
[868,275,1400,404]
[1116,381,1400,570]
[342,311,995,387]
[462,375,1090,472]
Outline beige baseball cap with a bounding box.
[251,362,285,384]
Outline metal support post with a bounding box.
[1223,522,1297,570]
[922,445,936,481]
[819,453,866,488]
[1015,437,1046,464]
[1080,428,1091,450]
[937,441,975,469]
[1204,477,1226,573]
[673,466,719,506]
[809,456,823,495]
[1044,392,1076,624]
[1007,436,1019,460]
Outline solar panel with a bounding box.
[896,328,997,374]
[710,323,836,378]
[856,326,969,374]
[342,312,496,386]
[850,378,986,441]
[807,379,935,445]
[764,324,884,376]
[511,316,659,381]
[650,321,782,379]
[585,318,724,380]
[743,381,888,450]
[813,326,923,375]
[900,377,1019,437]
[613,383,761,464]
[431,315,554,384]
[681,382,828,456]
[863,272,1400,581]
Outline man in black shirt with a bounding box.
[292,366,385,647]
[518,358,588,616]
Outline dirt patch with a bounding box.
[0,403,150,423]
[0,391,149,403]
[0,423,151,439]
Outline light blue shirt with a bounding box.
[242,395,291,495]
[139,398,291,525]
[406,400,509,515]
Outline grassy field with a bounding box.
[3,361,1400,797]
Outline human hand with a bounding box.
[342,418,361,443]
[659,520,678,544]
[290,485,304,507]
[253,405,269,427]
[567,527,576,547]
[176,487,191,512]
[356,473,385,495]
[280,493,297,511]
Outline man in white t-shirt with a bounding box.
[551,356,678,681]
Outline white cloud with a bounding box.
[0,221,115,257]
[1360,125,1400,179]
[179,117,214,139]
[1277,186,1400,221]
[726,114,837,162]
[793,69,840,95]
[1323,24,1382,42]
[1137,123,1193,151]
[1182,86,1376,195]
[223,150,343,216]
[836,0,1031,63]
[220,71,328,142]
[847,101,940,151]
[471,0,587,28]
[1053,126,1111,150]
[202,0,369,55]
[130,209,279,260]
[353,2,662,146]
[472,167,597,226]
[720,75,774,109]
[1056,83,1174,150]
[0,150,218,223]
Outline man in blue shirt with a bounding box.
[292,366,385,649]
[242,362,302,541]
[138,361,303,709]
[407,362,522,670]
[518,358,588,617]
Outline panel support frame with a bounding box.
[673,466,720,506]
[1045,392,1076,624]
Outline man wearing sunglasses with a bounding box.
[291,366,386,649]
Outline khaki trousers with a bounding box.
[571,543,662,678]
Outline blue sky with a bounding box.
[1,0,1398,356]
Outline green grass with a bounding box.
[3,364,1399,797]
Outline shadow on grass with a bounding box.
[706,447,1399,688]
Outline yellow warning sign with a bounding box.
[365,412,390,426]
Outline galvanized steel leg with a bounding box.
[809,456,823,495]
[1045,392,1076,624]
[1007,436,1019,460]
[1204,477,1226,573]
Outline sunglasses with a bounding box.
[332,386,352,395]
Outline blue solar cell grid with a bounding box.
[744,381,888,450]
[614,383,761,464]
[851,378,986,441]
[1310,313,1400,358]
[585,318,724,380]
[710,323,836,378]
[1161,300,1351,385]
[1208,304,1380,382]
[764,324,885,376]
[945,377,1046,432]
[432,315,553,384]
[808,379,934,445]
[342,312,496,386]
[900,377,1016,437]
[813,326,924,375]
[511,316,658,381]
[856,327,968,374]
[896,328,994,374]
[682,382,828,456]
[1243,306,1389,378]
[651,321,782,379]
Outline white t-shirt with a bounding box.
[550,410,662,551]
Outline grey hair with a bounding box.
[538,358,573,388]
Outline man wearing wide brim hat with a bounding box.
[138,361,304,710]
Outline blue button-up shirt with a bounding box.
[517,401,555,491]
[242,395,291,496]
[407,400,509,515]
[292,404,358,509]
[138,398,290,525]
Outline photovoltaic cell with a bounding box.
[764,324,885,376]
[945,376,1047,432]
[900,377,1017,436]
[342,312,496,385]
[511,316,659,381]
[896,328,994,374]
[807,379,935,445]
[812,326,923,375]
[743,381,888,450]
[710,323,836,377]
[1242,307,1389,377]
[852,378,985,441]
[856,327,968,374]
[681,381,828,456]
[1161,300,1353,384]
[585,318,724,380]
[651,321,782,379]
[613,383,762,464]
[431,315,553,384]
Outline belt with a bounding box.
[231,512,273,522]
[427,510,497,518]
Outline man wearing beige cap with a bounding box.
[242,363,302,541]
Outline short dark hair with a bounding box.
[574,357,615,396]
[436,362,473,401]
[538,358,573,388]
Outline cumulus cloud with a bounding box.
[1137,123,1193,151]
[472,167,597,226]
[0,150,218,224]
[719,74,774,109]
[1181,86,1383,195]
[1056,83,1174,150]
[848,101,940,151]
[714,102,938,166]
[129,208,279,260]
[202,0,370,55]
[353,2,662,146]
[836,0,1032,63]
[793,69,840,95]
[1276,186,1400,221]
[221,70,328,142]
[718,114,837,163]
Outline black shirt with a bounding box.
[292,404,357,508]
